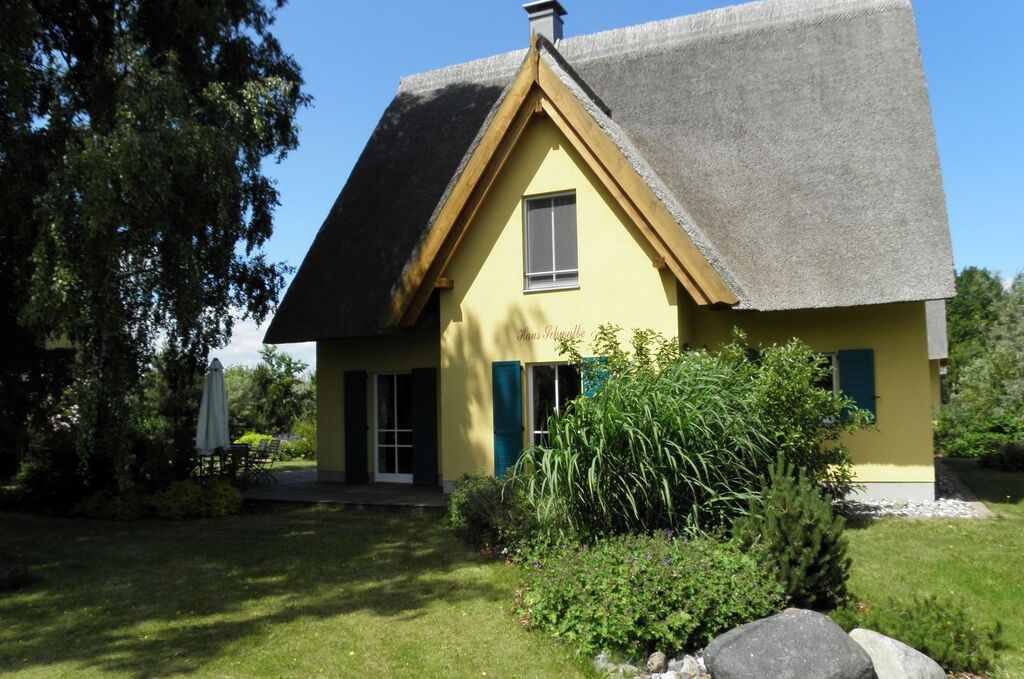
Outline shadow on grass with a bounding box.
[0,506,505,678]
[942,457,1024,507]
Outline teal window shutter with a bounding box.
[411,368,438,487]
[492,361,523,478]
[343,371,369,483]
[582,357,608,397]
[838,349,876,420]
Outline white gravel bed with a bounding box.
[834,472,983,519]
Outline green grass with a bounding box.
[271,459,317,472]
[0,507,588,679]
[845,458,1024,678]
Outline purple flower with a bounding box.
[663,557,672,565]
[683,536,689,542]
[663,528,672,539]
[533,562,541,569]
[644,553,651,559]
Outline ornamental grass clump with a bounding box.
[513,533,784,656]
[518,326,869,538]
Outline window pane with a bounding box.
[526,198,553,275]
[377,375,394,429]
[532,365,555,439]
[397,430,413,446]
[377,431,395,446]
[397,447,413,474]
[395,373,412,428]
[379,447,396,474]
[557,364,581,413]
[552,195,577,271]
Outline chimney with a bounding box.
[523,1,567,43]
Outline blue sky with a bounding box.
[217,0,1024,368]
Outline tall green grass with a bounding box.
[518,327,869,538]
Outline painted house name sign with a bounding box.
[515,324,586,342]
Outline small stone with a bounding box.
[647,651,669,673]
[668,654,700,677]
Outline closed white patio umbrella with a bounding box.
[196,358,230,456]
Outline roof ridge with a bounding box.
[398,0,909,94]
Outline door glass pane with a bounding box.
[395,373,412,428]
[552,195,577,271]
[397,447,413,474]
[532,365,555,443]
[379,447,396,474]
[377,374,394,429]
[526,198,553,275]
[557,364,581,412]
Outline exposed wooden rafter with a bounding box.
[388,37,737,327]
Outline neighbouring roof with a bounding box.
[266,0,955,344]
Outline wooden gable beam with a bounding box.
[389,41,737,328]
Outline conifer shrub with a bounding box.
[733,457,850,610]
[829,595,1003,674]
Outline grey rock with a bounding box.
[0,553,29,591]
[850,628,945,679]
[647,651,669,673]
[651,672,681,679]
[668,654,700,677]
[594,652,614,674]
[704,609,878,679]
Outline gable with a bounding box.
[390,40,737,330]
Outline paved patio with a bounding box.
[244,468,447,510]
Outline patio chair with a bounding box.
[246,438,278,484]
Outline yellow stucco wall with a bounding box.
[437,116,679,481]
[316,329,439,477]
[313,115,936,489]
[684,300,934,483]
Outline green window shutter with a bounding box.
[582,357,607,397]
[838,349,876,420]
[412,368,438,487]
[343,370,369,483]
[492,361,523,478]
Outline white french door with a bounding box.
[374,372,414,483]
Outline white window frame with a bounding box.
[527,363,582,447]
[373,371,414,484]
[522,191,579,292]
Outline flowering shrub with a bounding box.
[513,533,784,655]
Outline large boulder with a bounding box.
[704,609,877,679]
[0,553,29,591]
[849,628,945,679]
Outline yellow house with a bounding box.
[266,0,954,501]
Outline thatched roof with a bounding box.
[266,0,954,343]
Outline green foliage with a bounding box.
[514,534,785,656]
[829,595,1003,674]
[946,267,1005,392]
[733,457,851,610]
[939,274,1024,458]
[150,479,243,519]
[447,472,538,548]
[1,0,308,492]
[234,432,273,448]
[980,441,1024,472]
[283,418,317,460]
[225,347,314,437]
[73,489,152,521]
[519,326,869,538]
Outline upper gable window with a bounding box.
[524,192,578,291]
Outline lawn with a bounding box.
[0,507,588,679]
[845,458,1024,679]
